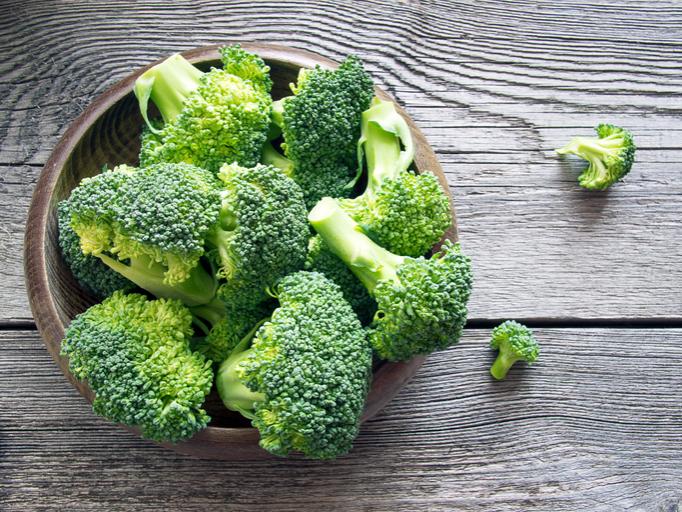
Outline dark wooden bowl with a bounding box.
[24,44,458,460]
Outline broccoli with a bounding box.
[489,320,540,380]
[305,234,376,325]
[61,291,213,442]
[261,55,374,207]
[192,299,275,364]
[338,98,452,257]
[216,271,372,459]
[209,162,309,309]
[309,197,472,361]
[135,45,272,172]
[65,163,220,307]
[556,123,636,190]
[57,199,134,298]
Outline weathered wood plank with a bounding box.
[1,329,681,511]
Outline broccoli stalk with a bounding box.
[556,124,636,190]
[134,53,204,132]
[489,321,540,380]
[310,197,472,361]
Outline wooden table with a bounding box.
[2,1,681,510]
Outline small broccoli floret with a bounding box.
[66,163,220,306]
[262,55,374,207]
[310,198,472,361]
[209,163,309,309]
[216,271,372,459]
[135,47,272,172]
[556,124,636,190]
[305,235,376,325]
[338,98,452,257]
[489,320,540,380]
[57,199,134,298]
[61,291,213,442]
[192,299,275,363]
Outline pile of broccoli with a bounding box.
[58,45,474,459]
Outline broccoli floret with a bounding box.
[489,320,540,380]
[556,124,636,190]
[57,199,134,298]
[216,271,372,459]
[261,55,374,207]
[134,46,272,172]
[61,291,213,442]
[192,299,275,364]
[305,235,375,325]
[309,198,472,361]
[338,99,452,257]
[210,163,309,309]
[65,163,220,306]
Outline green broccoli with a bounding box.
[61,291,213,442]
[57,199,134,298]
[556,124,636,190]
[135,45,272,172]
[309,197,472,361]
[489,320,540,380]
[261,55,374,207]
[216,271,372,459]
[338,98,452,257]
[209,162,309,309]
[65,163,220,307]
[305,234,376,325]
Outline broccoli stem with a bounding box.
[308,197,404,294]
[271,99,285,128]
[261,141,294,176]
[134,53,203,132]
[216,331,266,419]
[190,296,226,327]
[97,253,216,306]
[355,99,415,201]
[490,351,519,380]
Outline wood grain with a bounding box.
[2,0,682,323]
[1,329,681,511]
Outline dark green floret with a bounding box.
[309,198,472,361]
[261,55,374,207]
[57,199,134,298]
[489,320,540,380]
[61,291,213,442]
[556,123,636,190]
[338,98,452,257]
[65,163,220,306]
[305,234,376,325]
[216,271,372,459]
[210,163,309,309]
[135,45,272,172]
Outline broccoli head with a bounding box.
[135,46,272,172]
[489,320,540,380]
[305,234,376,325]
[310,198,472,361]
[338,98,452,257]
[57,199,134,299]
[216,271,372,459]
[209,163,309,309]
[556,123,636,190]
[65,163,220,306]
[61,291,213,442]
[262,55,374,207]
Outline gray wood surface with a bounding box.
[2,329,681,511]
[2,0,681,510]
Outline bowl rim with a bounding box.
[24,43,456,459]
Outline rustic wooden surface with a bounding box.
[1,0,681,510]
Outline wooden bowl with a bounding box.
[24,44,458,459]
